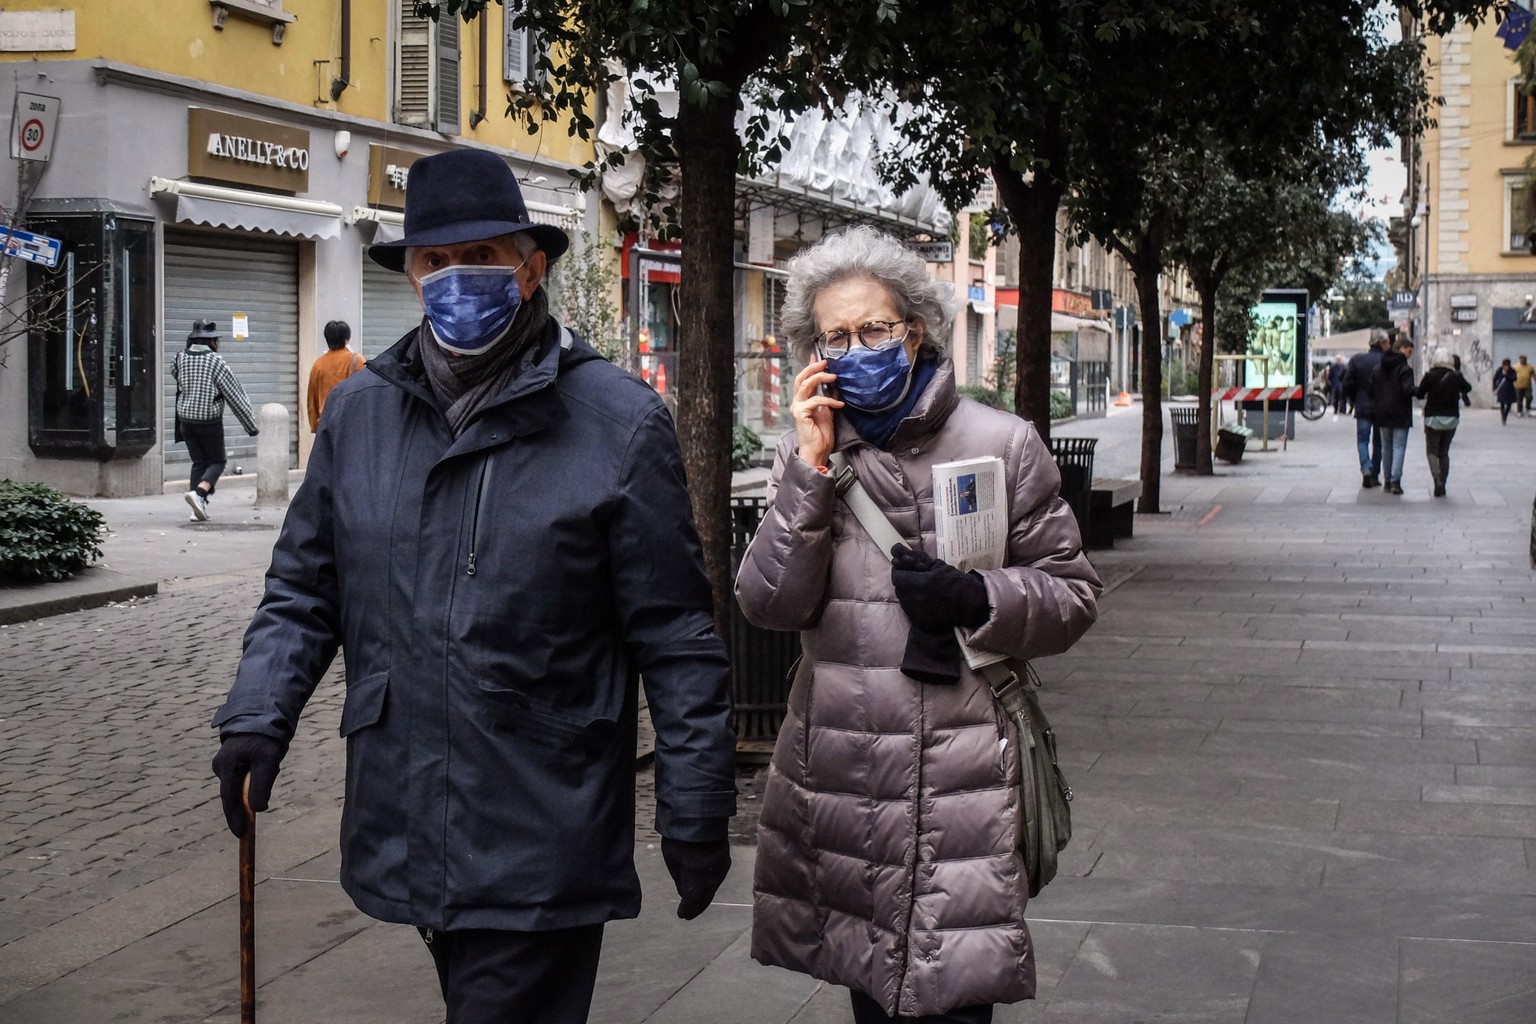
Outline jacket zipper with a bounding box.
[466,457,493,576]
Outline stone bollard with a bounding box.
[256,403,290,506]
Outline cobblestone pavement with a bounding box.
[0,574,345,950]
[0,572,770,944]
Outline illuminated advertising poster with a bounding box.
[1246,301,1299,388]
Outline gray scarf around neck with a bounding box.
[419,287,550,436]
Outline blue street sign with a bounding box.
[0,225,61,268]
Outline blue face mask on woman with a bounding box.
[417,264,525,356]
[826,339,917,412]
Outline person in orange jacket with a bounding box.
[1513,354,1535,417]
[306,320,365,432]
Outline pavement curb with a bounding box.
[0,567,158,626]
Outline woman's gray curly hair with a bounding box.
[780,225,955,364]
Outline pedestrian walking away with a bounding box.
[1515,354,1535,416]
[1494,358,1517,424]
[210,149,737,1024]
[1328,354,1348,415]
[735,226,1101,1023]
[1370,335,1416,495]
[306,319,366,433]
[170,319,259,522]
[1415,347,1473,497]
[1341,328,1391,487]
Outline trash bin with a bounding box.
[1049,437,1097,539]
[729,496,799,742]
[1169,405,1198,469]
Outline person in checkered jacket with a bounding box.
[171,319,259,521]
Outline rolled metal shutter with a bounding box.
[361,258,423,359]
[163,231,299,477]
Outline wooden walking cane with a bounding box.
[240,775,256,1024]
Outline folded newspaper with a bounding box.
[932,456,1010,670]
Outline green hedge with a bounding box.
[0,480,106,583]
[1049,388,1073,419]
[731,424,764,471]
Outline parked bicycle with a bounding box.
[1300,387,1328,421]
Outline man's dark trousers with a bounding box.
[420,924,605,1024]
[182,417,227,495]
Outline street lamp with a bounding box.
[1412,200,1429,347]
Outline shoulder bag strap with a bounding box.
[827,451,1016,692]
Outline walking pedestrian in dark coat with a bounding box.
[1370,336,1416,495]
[210,150,737,1024]
[1340,329,1392,487]
[1415,348,1473,497]
[1328,355,1348,414]
[1494,358,1517,423]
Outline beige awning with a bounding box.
[1051,312,1112,335]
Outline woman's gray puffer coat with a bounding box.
[735,360,1101,1017]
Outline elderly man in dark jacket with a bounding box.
[210,150,736,1024]
[1370,336,1417,495]
[1340,328,1393,488]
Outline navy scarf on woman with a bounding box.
[841,358,939,450]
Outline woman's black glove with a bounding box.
[212,733,286,838]
[890,544,990,632]
[902,625,963,685]
[661,835,732,920]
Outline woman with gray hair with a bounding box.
[1415,347,1473,497]
[736,225,1101,1023]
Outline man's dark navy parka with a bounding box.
[213,317,737,932]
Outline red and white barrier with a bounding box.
[763,360,781,428]
[1211,386,1303,403]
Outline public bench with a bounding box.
[1087,477,1141,549]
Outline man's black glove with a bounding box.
[661,836,731,920]
[890,544,990,632]
[902,625,962,685]
[212,734,286,839]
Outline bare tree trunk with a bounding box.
[993,159,1065,444]
[1128,246,1164,514]
[673,97,739,642]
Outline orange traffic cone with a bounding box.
[655,362,668,395]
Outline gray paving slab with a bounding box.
[1398,937,1536,1024]
[1026,922,1264,1023]
[1244,934,1399,1024]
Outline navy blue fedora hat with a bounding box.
[368,149,570,272]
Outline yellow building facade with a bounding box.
[0,1,594,495]
[1413,15,1536,402]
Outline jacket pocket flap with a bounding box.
[478,683,617,748]
[340,672,389,737]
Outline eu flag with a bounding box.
[1497,6,1533,50]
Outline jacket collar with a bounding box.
[833,357,959,453]
[370,318,585,443]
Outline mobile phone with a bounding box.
[818,382,835,399]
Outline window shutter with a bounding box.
[435,13,461,134]
[504,19,528,84]
[396,0,430,127]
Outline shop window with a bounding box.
[27,214,156,459]
[396,0,460,134]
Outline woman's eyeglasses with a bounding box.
[813,319,912,357]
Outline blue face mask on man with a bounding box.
[825,338,917,412]
[417,263,525,356]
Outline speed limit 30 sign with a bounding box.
[11,92,60,163]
